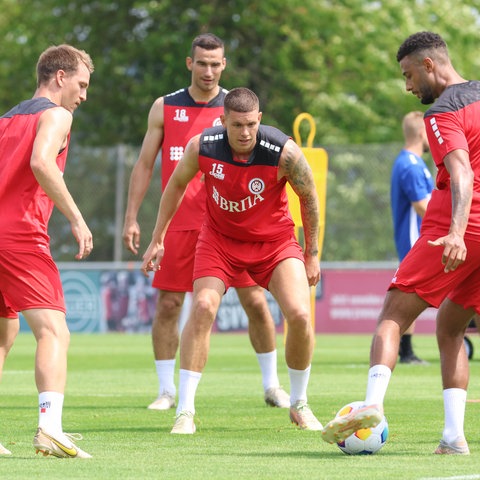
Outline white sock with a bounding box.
[177,369,202,415]
[256,350,280,391]
[364,365,392,406]
[442,388,467,442]
[288,365,311,405]
[38,391,64,437]
[154,359,176,397]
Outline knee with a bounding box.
[56,322,70,346]
[436,323,466,340]
[2,318,20,342]
[244,299,271,324]
[0,321,19,354]
[436,311,472,339]
[238,291,271,323]
[191,297,217,327]
[156,294,183,320]
[64,327,71,347]
[285,307,310,331]
[41,322,70,348]
[241,295,262,312]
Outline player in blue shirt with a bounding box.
[391,111,434,363]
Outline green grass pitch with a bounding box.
[1,333,480,479]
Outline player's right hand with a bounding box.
[123,221,141,255]
[71,218,93,260]
[427,232,467,273]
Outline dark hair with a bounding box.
[191,33,224,58]
[397,31,447,62]
[224,88,259,113]
[36,44,94,87]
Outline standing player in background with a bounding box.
[391,111,433,364]
[0,45,94,458]
[141,87,323,435]
[322,31,480,455]
[123,33,289,412]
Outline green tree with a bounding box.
[2,0,480,146]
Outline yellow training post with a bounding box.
[284,113,328,340]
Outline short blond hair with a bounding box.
[402,111,425,142]
[36,44,94,87]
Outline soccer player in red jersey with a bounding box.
[322,31,480,455]
[123,34,289,412]
[141,87,322,434]
[0,45,94,458]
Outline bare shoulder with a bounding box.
[38,106,73,135]
[148,96,165,125]
[190,133,201,146]
[183,133,201,157]
[151,96,165,111]
[279,138,306,175]
[40,105,73,122]
[278,138,316,197]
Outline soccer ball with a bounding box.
[335,401,388,455]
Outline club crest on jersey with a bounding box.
[213,117,222,126]
[248,178,265,195]
[173,108,189,123]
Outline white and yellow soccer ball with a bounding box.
[335,401,388,455]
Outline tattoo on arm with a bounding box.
[450,177,472,236]
[444,150,474,237]
[283,143,320,257]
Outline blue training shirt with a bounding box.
[390,149,434,260]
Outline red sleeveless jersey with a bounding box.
[162,87,226,231]
[0,98,69,252]
[198,124,295,241]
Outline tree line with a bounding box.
[3,0,480,147]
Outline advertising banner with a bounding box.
[18,264,437,334]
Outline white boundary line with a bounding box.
[419,475,480,480]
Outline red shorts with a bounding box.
[0,250,65,318]
[194,226,304,290]
[391,235,480,314]
[152,229,255,292]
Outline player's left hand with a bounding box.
[304,254,321,286]
[140,241,164,277]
